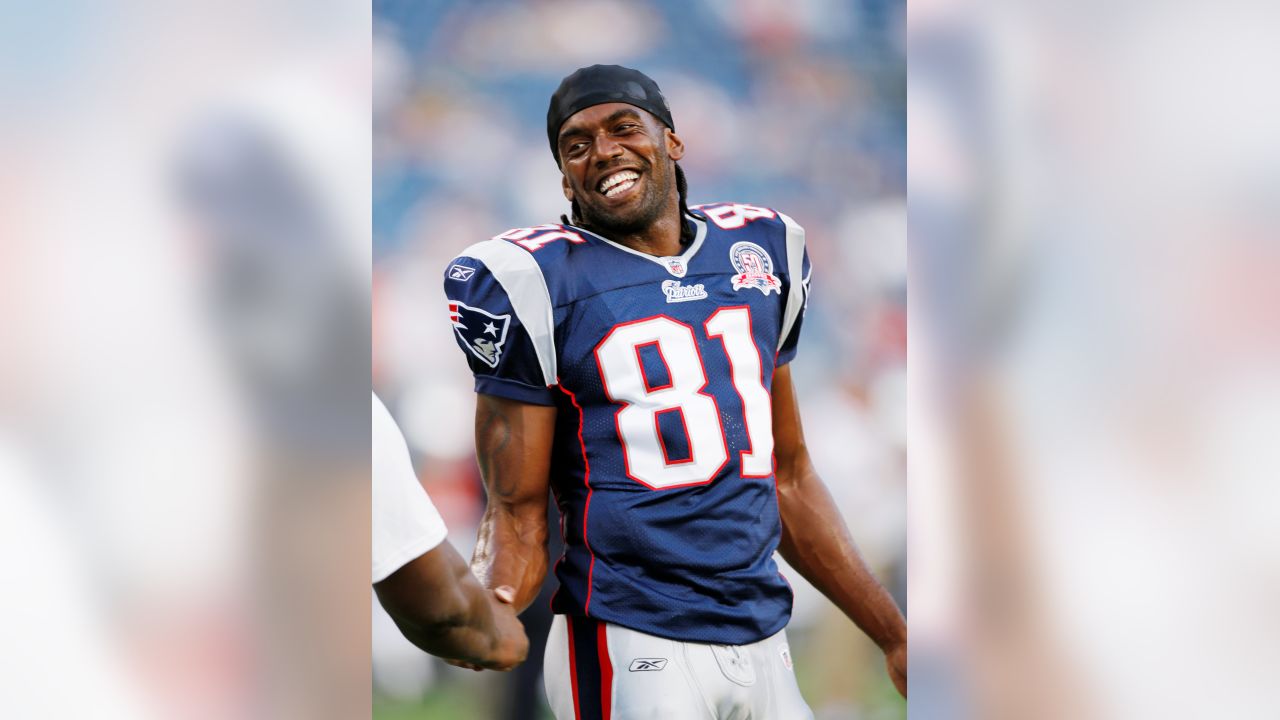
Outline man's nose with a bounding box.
[592,131,624,164]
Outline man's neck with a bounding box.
[588,203,685,258]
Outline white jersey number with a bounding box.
[696,203,776,230]
[594,309,774,490]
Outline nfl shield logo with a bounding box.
[449,302,511,367]
[663,257,687,278]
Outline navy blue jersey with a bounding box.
[443,203,812,645]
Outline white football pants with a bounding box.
[543,615,814,720]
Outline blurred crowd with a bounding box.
[371,0,906,718]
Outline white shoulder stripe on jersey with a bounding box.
[459,240,558,386]
[778,212,807,350]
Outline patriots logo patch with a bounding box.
[448,302,510,368]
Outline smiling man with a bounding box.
[442,65,906,719]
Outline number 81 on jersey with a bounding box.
[593,308,773,490]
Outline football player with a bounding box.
[372,393,528,670]
[443,65,906,718]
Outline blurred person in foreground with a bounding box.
[176,99,373,718]
[440,65,906,718]
[373,393,529,670]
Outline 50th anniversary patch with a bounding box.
[728,241,781,296]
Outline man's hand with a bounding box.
[885,641,907,698]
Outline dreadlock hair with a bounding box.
[560,163,696,246]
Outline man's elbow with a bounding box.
[774,447,814,495]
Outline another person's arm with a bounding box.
[771,365,908,696]
[469,393,558,613]
[374,542,526,669]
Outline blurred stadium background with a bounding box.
[371,1,906,718]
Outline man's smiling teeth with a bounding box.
[598,170,639,197]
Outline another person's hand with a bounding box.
[885,641,907,698]
[443,585,528,672]
[484,585,529,670]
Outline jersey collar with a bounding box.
[569,213,708,270]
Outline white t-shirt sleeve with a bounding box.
[372,393,448,584]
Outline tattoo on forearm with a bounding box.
[477,402,515,497]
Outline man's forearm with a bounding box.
[471,503,549,613]
[777,464,906,651]
[470,394,556,613]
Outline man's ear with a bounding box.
[665,129,685,161]
[561,173,574,202]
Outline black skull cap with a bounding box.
[547,64,674,164]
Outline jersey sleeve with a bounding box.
[443,241,558,406]
[372,392,448,584]
[776,213,812,366]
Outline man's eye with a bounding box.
[567,141,587,155]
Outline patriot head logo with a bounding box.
[728,241,781,296]
[448,301,511,368]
